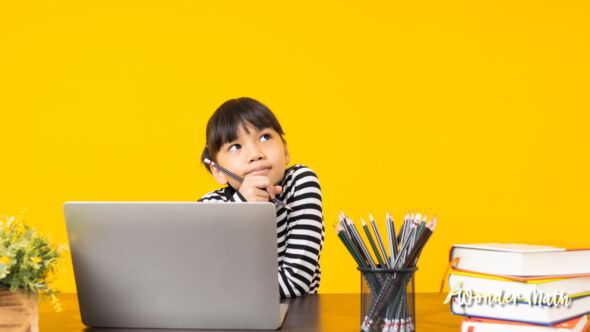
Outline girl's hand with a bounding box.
[238,175,282,202]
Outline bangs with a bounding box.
[205,97,285,160]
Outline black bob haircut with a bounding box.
[201,97,286,173]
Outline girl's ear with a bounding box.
[284,141,290,165]
[211,165,228,185]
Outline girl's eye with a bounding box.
[228,144,241,152]
[260,133,272,142]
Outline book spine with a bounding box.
[449,246,457,263]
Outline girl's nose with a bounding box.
[247,147,265,163]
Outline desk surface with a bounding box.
[40,293,461,331]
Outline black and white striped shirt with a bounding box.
[198,164,325,298]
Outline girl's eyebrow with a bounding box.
[222,138,240,147]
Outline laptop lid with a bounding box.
[64,202,286,330]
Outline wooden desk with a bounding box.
[40,293,462,331]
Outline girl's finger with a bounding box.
[266,185,277,199]
[254,188,270,199]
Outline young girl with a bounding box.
[198,97,325,298]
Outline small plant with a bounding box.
[0,210,67,312]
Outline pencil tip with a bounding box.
[361,218,367,226]
[428,216,437,230]
[341,212,347,220]
[203,158,211,165]
[334,223,342,232]
[388,213,394,223]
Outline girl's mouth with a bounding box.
[246,167,272,176]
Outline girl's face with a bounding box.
[211,122,290,188]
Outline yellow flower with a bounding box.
[0,256,10,265]
[30,256,42,265]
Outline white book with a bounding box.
[450,243,590,277]
[451,293,590,325]
[448,272,590,301]
[461,315,589,332]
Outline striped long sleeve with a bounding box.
[198,164,325,298]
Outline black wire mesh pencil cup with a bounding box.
[358,267,417,332]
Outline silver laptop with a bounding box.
[64,202,288,330]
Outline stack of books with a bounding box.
[446,243,590,332]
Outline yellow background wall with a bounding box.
[1,1,589,294]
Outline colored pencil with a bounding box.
[369,214,390,268]
[362,218,387,268]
